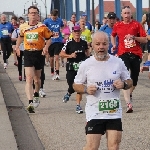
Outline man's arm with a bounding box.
[43,38,51,55]
[73,83,97,95]
[73,84,86,94]
[134,36,147,43]
[59,50,76,58]
[111,35,116,48]
[15,36,24,56]
[16,36,24,48]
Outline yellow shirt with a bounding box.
[20,22,52,50]
[69,28,92,43]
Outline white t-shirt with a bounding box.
[74,55,131,121]
[11,28,24,51]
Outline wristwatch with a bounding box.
[123,81,128,90]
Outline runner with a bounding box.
[73,31,132,150]
[70,18,92,53]
[11,16,19,66]
[0,14,14,69]
[111,6,147,112]
[44,9,64,80]
[81,14,92,31]
[60,25,89,114]
[11,17,25,81]
[67,14,77,32]
[16,6,52,113]
[61,19,71,67]
[100,12,118,55]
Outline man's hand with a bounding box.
[70,52,77,58]
[16,47,20,57]
[140,66,149,73]
[87,85,97,95]
[111,45,117,53]
[113,79,124,89]
[42,47,48,55]
[141,14,146,25]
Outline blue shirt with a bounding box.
[100,25,118,55]
[85,22,92,31]
[0,22,14,38]
[44,18,64,43]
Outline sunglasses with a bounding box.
[123,6,130,9]
[73,30,80,32]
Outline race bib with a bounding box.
[81,35,87,41]
[52,31,59,38]
[73,62,82,71]
[26,32,38,42]
[99,99,119,113]
[124,38,136,48]
[2,29,9,35]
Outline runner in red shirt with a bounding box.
[111,6,147,113]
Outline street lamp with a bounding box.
[32,0,38,7]
[23,0,30,21]
[33,0,48,18]
[40,0,47,18]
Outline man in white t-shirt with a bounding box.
[73,31,133,150]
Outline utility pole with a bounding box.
[45,0,47,18]
[92,0,95,26]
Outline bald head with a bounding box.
[92,31,109,45]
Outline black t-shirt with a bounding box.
[62,38,88,63]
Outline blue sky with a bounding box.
[0,0,148,17]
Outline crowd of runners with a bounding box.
[0,5,149,150]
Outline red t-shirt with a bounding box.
[112,20,146,58]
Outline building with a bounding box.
[94,0,136,21]
[1,12,16,21]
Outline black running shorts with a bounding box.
[24,50,43,70]
[85,119,122,135]
[48,42,63,57]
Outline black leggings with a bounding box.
[17,51,25,76]
[66,71,77,94]
[119,53,141,86]
[1,39,12,63]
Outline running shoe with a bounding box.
[19,76,22,81]
[14,62,18,66]
[27,103,35,113]
[4,63,7,69]
[126,103,133,113]
[33,97,40,108]
[76,105,83,114]
[51,73,56,80]
[39,88,46,98]
[62,93,70,103]
[55,74,60,80]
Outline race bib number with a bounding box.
[2,30,9,35]
[99,99,119,113]
[52,32,59,38]
[73,62,82,71]
[81,35,87,41]
[124,38,136,48]
[26,32,38,42]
